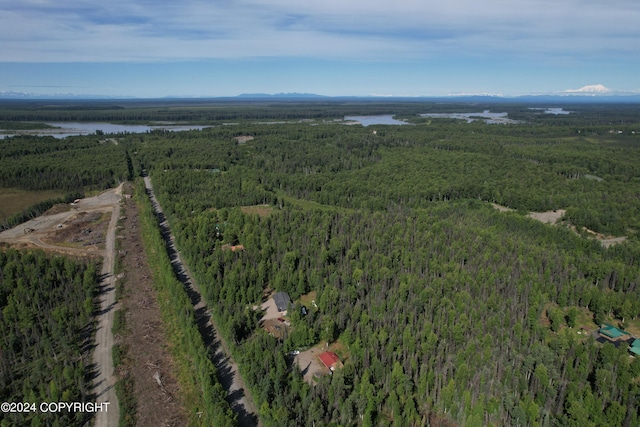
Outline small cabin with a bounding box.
[319,351,343,371]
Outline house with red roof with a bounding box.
[318,351,342,371]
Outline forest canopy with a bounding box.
[1,100,640,426]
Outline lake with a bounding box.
[0,122,211,139]
[419,110,520,124]
[344,115,408,126]
[529,107,572,115]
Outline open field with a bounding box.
[240,204,273,218]
[0,187,64,223]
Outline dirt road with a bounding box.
[143,174,259,426]
[92,189,121,427]
[0,186,122,426]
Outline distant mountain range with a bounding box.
[235,92,640,104]
[2,90,640,103]
[236,92,329,99]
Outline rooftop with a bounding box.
[600,324,629,339]
[273,292,291,312]
[319,351,341,370]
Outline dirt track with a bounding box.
[143,174,259,426]
[92,189,121,427]
[0,186,122,426]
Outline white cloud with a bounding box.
[1,0,639,62]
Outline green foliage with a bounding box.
[115,376,136,427]
[141,106,640,426]
[0,135,130,193]
[0,249,98,427]
[134,179,236,427]
[3,100,640,426]
[112,309,126,335]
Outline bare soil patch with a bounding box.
[43,211,109,249]
[115,182,187,426]
[596,236,627,248]
[490,203,513,213]
[43,203,72,215]
[295,340,348,384]
[0,186,123,256]
[527,209,566,224]
[295,344,328,384]
[260,296,282,321]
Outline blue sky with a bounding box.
[1,0,638,97]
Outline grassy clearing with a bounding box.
[240,204,273,218]
[298,290,317,308]
[0,187,65,222]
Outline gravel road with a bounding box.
[143,174,258,426]
[92,187,122,427]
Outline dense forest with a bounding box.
[133,180,236,426]
[0,135,132,230]
[1,100,640,426]
[0,249,98,427]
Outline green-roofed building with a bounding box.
[599,324,630,342]
[630,339,640,356]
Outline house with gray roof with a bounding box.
[273,292,291,312]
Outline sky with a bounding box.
[1,0,639,98]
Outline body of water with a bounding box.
[420,110,520,124]
[0,122,210,139]
[344,115,408,126]
[529,107,572,115]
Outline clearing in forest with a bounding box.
[527,209,566,224]
[0,186,122,256]
[491,203,626,247]
[298,290,317,309]
[234,135,255,144]
[0,187,65,223]
[295,340,348,384]
[114,182,188,425]
[240,204,273,217]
